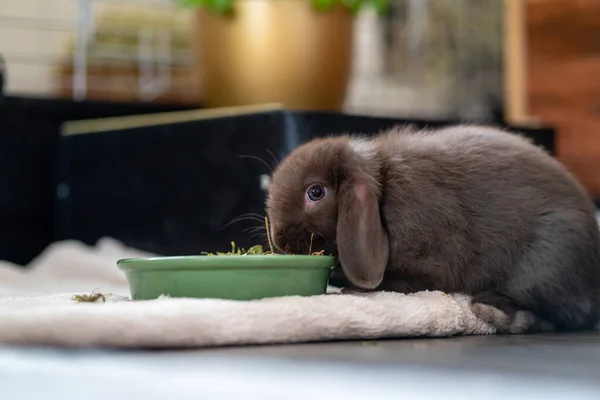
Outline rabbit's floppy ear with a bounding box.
[336,177,389,289]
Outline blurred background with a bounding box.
[0,0,598,264]
[2,3,600,398]
[2,0,504,119]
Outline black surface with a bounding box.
[285,111,556,155]
[1,96,197,121]
[0,96,559,264]
[0,96,194,265]
[56,111,284,255]
[55,108,557,258]
[0,55,4,106]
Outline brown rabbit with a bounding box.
[266,124,600,334]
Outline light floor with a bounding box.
[2,332,600,399]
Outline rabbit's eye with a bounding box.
[307,184,326,202]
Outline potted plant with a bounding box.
[182,0,390,111]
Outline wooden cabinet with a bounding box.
[506,0,600,197]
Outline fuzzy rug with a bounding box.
[0,238,502,348]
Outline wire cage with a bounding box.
[0,0,504,120]
[0,0,198,105]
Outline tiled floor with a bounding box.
[3,332,600,399]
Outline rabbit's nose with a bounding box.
[283,242,305,254]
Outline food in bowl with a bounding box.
[118,241,336,301]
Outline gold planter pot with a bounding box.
[196,0,355,110]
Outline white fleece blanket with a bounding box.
[0,238,497,348]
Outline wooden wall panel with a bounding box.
[525,0,600,197]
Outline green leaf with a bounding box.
[370,0,391,15]
[178,0,232,13]
[178,0,208,7]
[341,0,365,14]
[179,0,391,15]
[312,0,338,12]
[209,0,234,14]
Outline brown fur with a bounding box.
[266,125,600,334]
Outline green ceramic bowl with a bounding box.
[117,255,337,301]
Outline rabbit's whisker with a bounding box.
[266,148,281,166]
[238,155,274,173]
